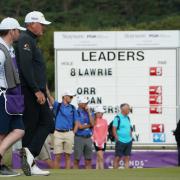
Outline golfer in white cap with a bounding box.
[15,11,53,176]
[0,17,25,177]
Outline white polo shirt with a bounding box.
[0,37,15,88]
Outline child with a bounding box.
[92,106,108,169]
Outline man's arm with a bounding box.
[73,121,79,133]
[17,36,45,104]
[113,126,119,141]
[87,108,94,127]
[17,36,39,92]
[46,85,55,106]
[78,108,94,130]
[78,123,91,130]
[112,117,119,141]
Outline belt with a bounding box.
[0,87,6,96]
[56,129,73,133]
[0,87,6,90]
[75,134,91,138]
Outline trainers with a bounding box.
[0,165,21,177]
[21,147,34,176]
[31,164,50,176]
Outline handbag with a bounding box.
[3,85,24,115]
[0,43,24,115]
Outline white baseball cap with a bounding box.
[25,11,51,25]
[77,96,89,104]
[0,17,26,31]
[62,90,76,97]
[94,106,105,113]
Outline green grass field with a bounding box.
[1,168,180,180]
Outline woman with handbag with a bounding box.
[0,17,25,177]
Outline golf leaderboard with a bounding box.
[54,31,180,145]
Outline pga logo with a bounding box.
[150,67,162,76]
[149,86,162,95]
[153,133,166,143]
[149,95,162,105]
[149,106,162,114]
[151,124,164,133]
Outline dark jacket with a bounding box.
[174,120,180,146]
[15,30,47,93]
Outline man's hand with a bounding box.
[85,105,90,112]
[78,122,90,130]
[35,91,46,105]
[85,105,94,127]
[113,127,119,142]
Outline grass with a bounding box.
[3,149,12,167]
[1,168,180,180]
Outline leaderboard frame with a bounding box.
[54,31,180,146]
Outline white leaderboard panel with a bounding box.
[54,31,180,145]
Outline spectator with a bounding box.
[113,103,133,169]
[92,106,108,169]
[47,89,79,169]
[15,11,54,176]
[174,119,180,166]
[0,17,25,177]
[36,135,54,168]
[74,96,94,169]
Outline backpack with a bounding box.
[174,120,180,145]
[54,103,76,126]
[108,115,131,142]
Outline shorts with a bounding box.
[115,141,132,157]
[37,136,52,160]
[74,135,93,160]
[0,94,24,134]
[94,143,106,152]
[54,130,74,154]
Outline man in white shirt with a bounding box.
[0,17,25,177]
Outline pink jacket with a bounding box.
[92,118,108,148]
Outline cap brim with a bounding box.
[63,94,76,97]
[95,108,105,113]
[41,20,51,25]
[69,94,76,96]
[95,111,105,113]
[0,26,26,31]
[17,27,26,31]
[0,27,7,30]
[78,100,89,104]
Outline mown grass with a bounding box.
[1,168,180,180]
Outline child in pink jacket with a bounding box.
[92,106,108,169]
